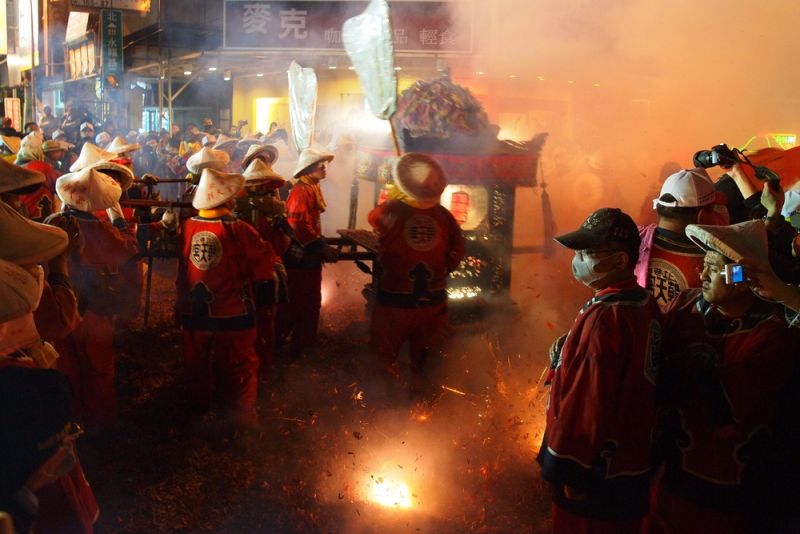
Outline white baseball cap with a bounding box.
[653,168,716,209]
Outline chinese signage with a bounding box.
[223,0,472,53]
[71,0,151,14]
[101,10,123,87]
[4,98,22,131]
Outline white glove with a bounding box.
[106,202,125,222]
[160,210,178,230]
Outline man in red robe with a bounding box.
[539,208,662,533]
[367,153,465,392]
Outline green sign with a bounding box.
[101,9,123,87]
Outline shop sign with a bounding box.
[223,0,472,53]
[70,0,151,14]
[101,10,123,87]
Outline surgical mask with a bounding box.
[571,250,622,287]
[572,253,606,287]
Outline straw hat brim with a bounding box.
[0,200,69,265]
[685,220,769,264]
[242,145,279,169]
[292,150,335,178]
[88,161,135,191]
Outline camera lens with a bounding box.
[693,150,716,168]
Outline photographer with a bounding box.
[648,220,798,533]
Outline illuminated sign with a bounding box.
[101,10,124,87]
[223,0,472,53]
[771,133,797,148]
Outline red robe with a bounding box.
[44,209,139,429]
[538,279,662,521]
[177,210,274,422]
[278,181,326,355]
[367,199,465,374]
[648,290,799,532]
[19,160,60,221]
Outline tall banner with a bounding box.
[101,10,123,87]
[342,0,397,120]
[287,61,318,152]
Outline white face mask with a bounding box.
[571,250,624,288]
[572,253,606,287]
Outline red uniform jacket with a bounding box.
[368,200,465,307]
[177,211,274,330]
[19,160,60,221]
[538,279,662,519]
[44,209,139,316]
[286,182,323,245]
[659,289,798,509]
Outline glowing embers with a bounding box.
[367,475,413,509]
[446,286,482,300]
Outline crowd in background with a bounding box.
[1,103,800,533]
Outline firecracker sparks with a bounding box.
[368,476,412,509]
[440,385,467,396]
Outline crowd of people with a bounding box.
[540,162,800,533]
[0,109,466,532]
[1,105,800,532]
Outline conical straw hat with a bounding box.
[0,200,69,265]
[186,147,230,175]
[243,159,286,187]
[56,167,122,212]
[69,143,116,172]
[192,168,245,210]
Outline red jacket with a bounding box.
[44,209,139,316]
[19,160,59,221]
[659,289,798,507]
[538,279,661,517]
[286,182,323,245]
[177,210,274,329]
[368,200,465,305]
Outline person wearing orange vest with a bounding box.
[176,168,274,426]
[367,153,465,391]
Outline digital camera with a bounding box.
[693,144,740,169]
[722,263,745,285]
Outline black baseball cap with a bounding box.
[555,207,640,253]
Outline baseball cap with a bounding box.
[653,168,715,209]
[555,207,640,253]
[80,122,94,132]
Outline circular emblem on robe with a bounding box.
[648,258,689,309]
[403,214,441,252]
[190,231,223,271]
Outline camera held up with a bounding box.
[693,144,740,169]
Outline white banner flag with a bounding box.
[342,0,397,120]
[287,61,318,152]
